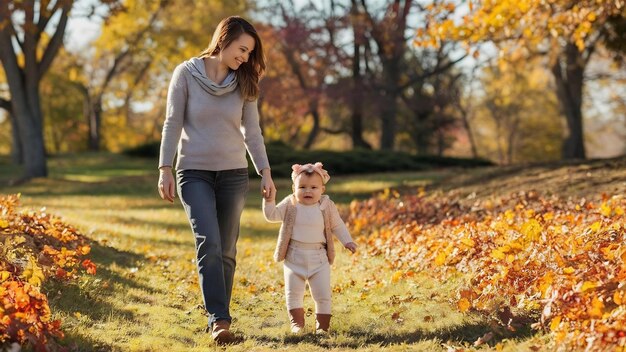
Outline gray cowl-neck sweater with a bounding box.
[159,57,270,174]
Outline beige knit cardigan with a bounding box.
[263,194,354,265]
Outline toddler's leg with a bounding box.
[284,261,307,309]
[309,262,331,314]
[309,262,331,333]
[284,261,306,332]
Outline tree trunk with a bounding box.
[13,94,48,178]
[412,112,430,154]
[380,90,399,150]
[350,42,371,149]
[362,0,412,150]
[0,1,71,179]
[349,2,371,150]
[9,112,24,164]
[380,59,400,150]
[551,42,586,159]
[0,99,21,163]
[303,101,321,149]
[457,99,478,158]
[88,99,103,151]
[436,113,445,156]
[0,45,48,177]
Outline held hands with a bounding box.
[158,167,176,203]
[261,168,276,202]
[344,242,357,254]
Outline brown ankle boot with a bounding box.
[288,308,305,333]
[211,319,236,345]
[315,313,331,334]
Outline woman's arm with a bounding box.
[260,168,276,201]
[158,64,188,202]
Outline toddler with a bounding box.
[263,162,357,334]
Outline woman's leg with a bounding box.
[177,169,240,326]
[213,168,249,309]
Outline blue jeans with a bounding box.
[176,168,249,326]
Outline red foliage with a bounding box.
[348,189,626,350]
[1,194,96,350]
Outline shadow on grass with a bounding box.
[46,241,159,318]
[345,322,535,346]
[46,278,136,322]
[89,240,145,268]
[433,156,626,197]
[104,214,191,234]
[57,332,120,352]
[89,241,166,294]
[247,321,536,349]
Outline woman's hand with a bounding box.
[158,167,176,203]
[260,168,276,202]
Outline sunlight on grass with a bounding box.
[330,180,398,194]
[59,169,151,182]
[0,153,545,351]
[60,174,114,183]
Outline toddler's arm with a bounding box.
[263,197,287,222]
[344,242,357,253]
[327,199,357,253]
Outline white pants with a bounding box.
[283,241,331,314]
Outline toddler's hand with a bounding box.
[344,242,357,254]
[263,190,275,203]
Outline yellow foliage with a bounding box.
[21,257,45,287]
[550,315,562,331]
[460,237,475,248]
[491,249,505,260]
[538,271,554,298]
[601,202,612,217]
[435,251,447,266]
[589,221,602,233]
[457,298,471,312]
[521,219,542,242]
[419,0,624,64]
[0,271,10,282]
[588,296,604,319]
[543,212,554,221]
[581,281,596,292]
[613,291,622,305]
[391,271,403,283]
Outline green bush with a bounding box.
[122,141,160,158]
[255,141,492,177]
[123,140,492,177]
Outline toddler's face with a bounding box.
[293,173,325,205]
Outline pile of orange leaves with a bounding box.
[0,194,96,351]
[348,189,626,350]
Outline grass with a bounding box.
[0,153,555,351]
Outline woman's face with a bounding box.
[220,33,255,71]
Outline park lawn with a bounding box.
[0,153,548,351]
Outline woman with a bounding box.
[157,16,276,345]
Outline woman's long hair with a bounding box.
[198,16,265,101]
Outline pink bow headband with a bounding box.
[291,162,331,184]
